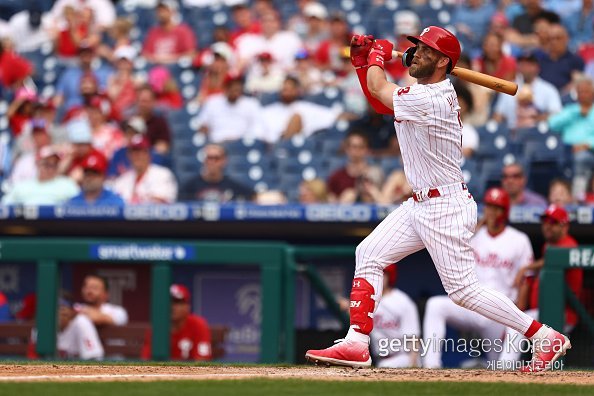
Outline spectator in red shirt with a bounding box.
[473,32,517,82]
[0,39,33,90]
[61,118,105,183]
[147,66,183,110]
[500,204,582,363]
[55,5,100,61]
[142,0,197,65]
[315,12,352,72]
[229,3,261,46]
[106,46,137,117]
[141,284,212,361]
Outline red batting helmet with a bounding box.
[383,264,398,287]
[483,187,510,222]
[407,26,461,72]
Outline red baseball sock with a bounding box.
[524,320,543,338]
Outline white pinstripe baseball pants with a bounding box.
[354,192,534,335]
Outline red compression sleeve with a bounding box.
[355,66,393,115]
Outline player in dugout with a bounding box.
[499,204,583,364]
[141,284,212,361]
[306,26,571,372]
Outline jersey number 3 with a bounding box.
[397,87,410,96]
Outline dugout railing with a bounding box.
[540,246,594,337]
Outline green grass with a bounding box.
[0,380,593,396]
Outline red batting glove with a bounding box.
[350,34,374,68]
[367,39,394,69]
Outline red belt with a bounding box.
[412,183,468,202]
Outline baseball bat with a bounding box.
[392,50,518,96]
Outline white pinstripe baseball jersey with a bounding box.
[392,79,464,191]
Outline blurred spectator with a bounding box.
[61,118,104,183]
[315,11,351,72]
[376,169,413,205]
[0,291,9,322]
[451,53,491,126]
[86,96,126,160]
[473,32,516,81]
[75,274,128,326]
[106,45,137,117]
[298,178,328,203]
[147,66,183,110]
[142,0,197,65]
[585,174,594,204]
[96,17,134,63]
[492,52,561,129]
[28,291,104,360]
[244,52,286,96]
[179,143,253,203]
[8,119,51,185]
[108,117,169,178]
[259,76,342,143]
[454,84,479,158]
[48,0,116,31]
[301,2,329,55]
[534,23,584,93]
[514,86,540,128]
[349,106,399,157]
[195,43,233,104]
[371,265,420,368]
[506,0,560,50]
[5,6,52,53]
[7,87,37,137]
[0,38,33,90]
[2,146,79,205]
[112,134,177,204]
[255,190,288,205]
[548,178,576,206]
[67,152,124,206]
[229,3,261,46]
[55,42,113,112]
[327,130,383,204]
[501,204,581,364]
[384,10,420,84]
[196,77,264,143]
[452,0,497,51]
[335,48,368,119]
[235,11,303,72]
[135,85,172,155]
[54,6,101,61]
[15,293,36,321]
[141,284,212,361]
[563,0,594,51]
[293,49,323,95]
[500,162,547,207]
[548,75,594,195]
[252,0,276,19]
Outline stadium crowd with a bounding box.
[0,0,592,206]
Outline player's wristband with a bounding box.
[367,50,385,69]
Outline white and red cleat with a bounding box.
[521,325,572,372]
[305,338,371,368]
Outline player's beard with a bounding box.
[409,58,437,79]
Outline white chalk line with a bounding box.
[0,373,266,382]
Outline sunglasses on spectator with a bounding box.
[206,155,224,161]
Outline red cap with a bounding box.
[541,204,569,224]
[170,284,190,303]
[258,52,273,61]
[128,134,151,150]
[81,152,108,174]
[383,264,398,287]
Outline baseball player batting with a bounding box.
[305,26,571,372]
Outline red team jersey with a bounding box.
[142,314,212,360]
[528,235,582,326]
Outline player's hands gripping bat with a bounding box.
[350,34,374,68]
